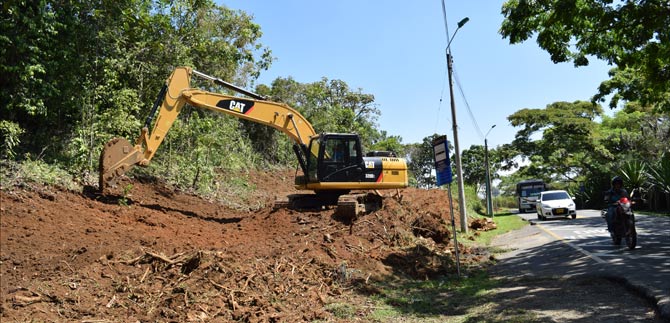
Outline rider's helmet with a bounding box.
[611,176,623,187]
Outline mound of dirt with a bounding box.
[470,218,497,231]
[0,169,481,322]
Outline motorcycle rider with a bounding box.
[604,176,629,234]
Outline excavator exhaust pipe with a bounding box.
[98,138,144,192]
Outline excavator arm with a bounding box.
[99,67,317,191]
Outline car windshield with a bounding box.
[542,192,570,201]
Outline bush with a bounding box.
[0,159,80,191]
[0,120,25,159]
[494,195,518,209]
[463,183,485,216]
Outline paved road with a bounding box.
[492,209,670,321]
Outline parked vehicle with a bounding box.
[536,190,577,220]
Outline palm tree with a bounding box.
[618,160,648,200]
[648,153,670,212]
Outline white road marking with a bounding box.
[537,224,607,264]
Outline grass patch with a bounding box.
[364,271,501,322]
[368,271,496,322]
[325,302,357,319]
[0,159,82,191]
[359,271,554,322]
[466,212,528,246]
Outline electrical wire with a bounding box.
[441,0,450,44]
[438,0,454,133]
[435,64,452,134]
[453,66,484,141]
[440,0,483,143]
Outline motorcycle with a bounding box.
[608,197,637,249]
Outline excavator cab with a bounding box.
[308,134,364,183]
[294,131,407,192]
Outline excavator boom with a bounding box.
[99,67,408,219]
[99,67,316,191]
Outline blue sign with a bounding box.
[432,135,453,186]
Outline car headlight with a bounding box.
[542,204,550,209]
[568,203,575,208]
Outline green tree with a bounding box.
[507,100,608,184]
[1,0,272,175]
[461,145,487,188]
[461,144,505,193]
[151,110,258,193]
[618,160,648,198]
[369,131,405,157]
[254,76,383,162]
[599,103,670,163]
[648,153,670,210]
[0,120,24,159]
[500,0,670,112]
[406,134,443,188]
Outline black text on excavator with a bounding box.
[99,67,408,218]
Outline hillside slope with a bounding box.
[1,170,478,321]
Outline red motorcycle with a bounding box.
[610,197,637,249]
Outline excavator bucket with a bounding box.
[98,138,144,192]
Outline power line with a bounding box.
[437,0,452,134]
[441,0,450,44]
[453,67,484,141]
[435,64,452,134]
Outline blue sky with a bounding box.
[218,1,614,152]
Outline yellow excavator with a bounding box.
[99,67,408,217]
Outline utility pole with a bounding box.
[445,17,469,233]
[485,125,496,217]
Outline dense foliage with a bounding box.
[410,100,670,211]
[500,0,670,112]
[500,101,669,210]
[2,1,667,212]
[498,0,670,211]
[1,0,270,169]
[0,0,401,194]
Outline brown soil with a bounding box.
[1,170,484,322]
[0,169,661,322]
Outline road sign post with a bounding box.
[432,135,461,277]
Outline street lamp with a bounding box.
[484,125,496,217]
[446,16,469,233]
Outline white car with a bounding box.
[536,190,577,220]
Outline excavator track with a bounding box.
[336,193,383,220]
[273,194,327,211]
[273,192,382,221]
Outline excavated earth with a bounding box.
[0,169,662,322]
[1,170,484,322]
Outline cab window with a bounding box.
[306,139,320,182]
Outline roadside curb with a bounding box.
[600,274,670,322]
[534,221,670,322]
[493,218,670,322]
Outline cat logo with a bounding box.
[228,100,246,113]
[216,99,254,114]
[365,161,375,169]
